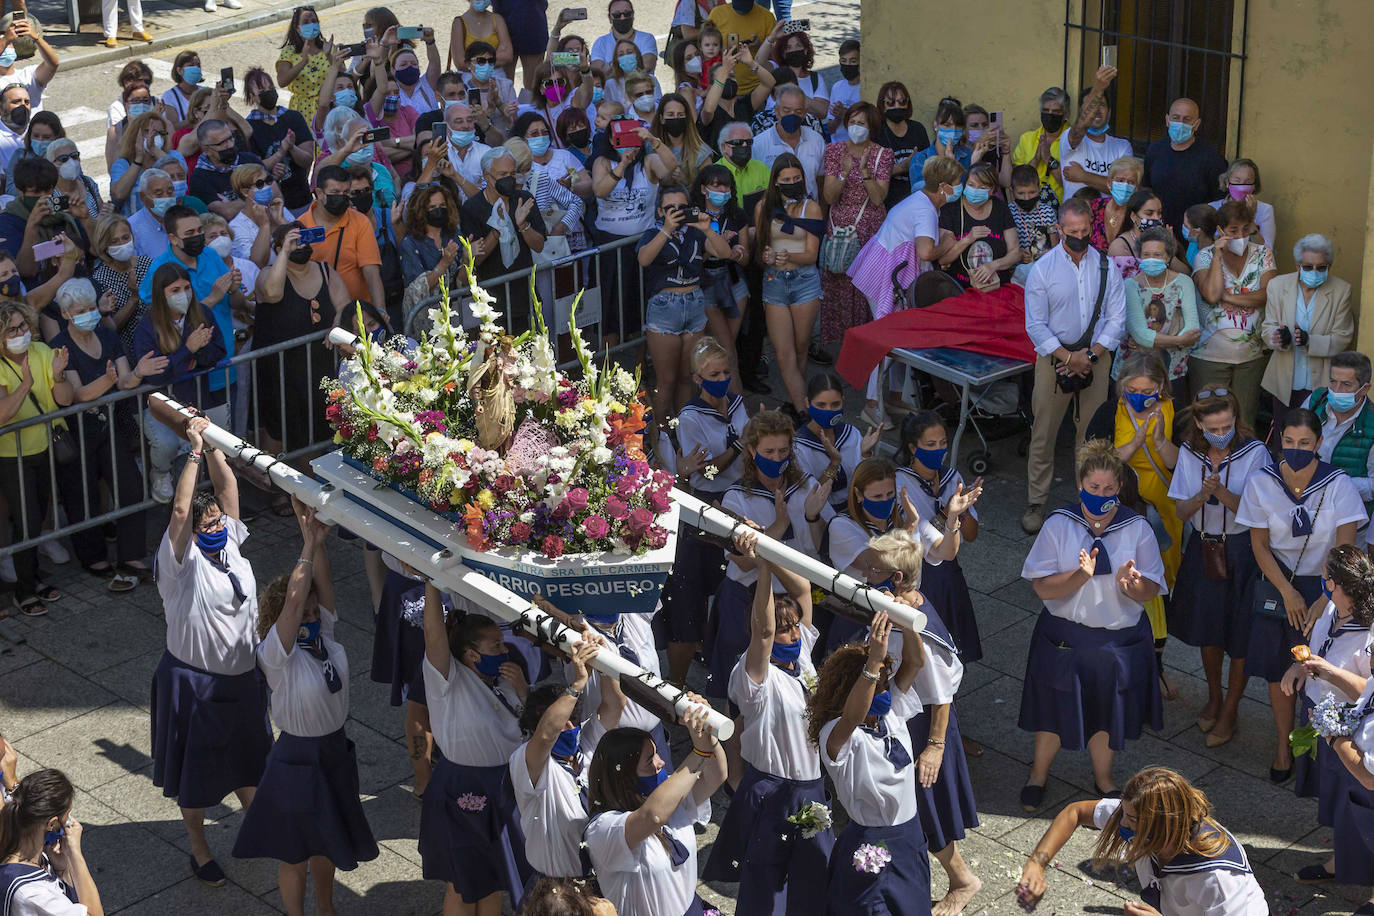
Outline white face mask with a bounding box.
[208,236,233,258]
[1227,237,1247,255]
[847,123,869,144]
[684,57,702,75]
[632,93,656,114]
[107,241,136,261]
[58,159,81,181]
[5,331,30,354]
[167,290,192,314]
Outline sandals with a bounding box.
[83,562,116,579]
[116,563,154,582]
[108,573,139,593]
[34,584,60,602]
[270,494,296,518]
[16,597,47,617]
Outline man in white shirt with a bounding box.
[441,102,491,202]
[1022,197,1126,533]
[1058,65,1132,199]
[130,169,175,259]
[590,0,658,75]
[751,85,825,198]
[0,15,59,111]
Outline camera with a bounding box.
[50,192,69,212]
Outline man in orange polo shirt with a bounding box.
[298,164,385,311]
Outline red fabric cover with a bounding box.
[836,284,1036,389]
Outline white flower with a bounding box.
[702,465,720,480]
[667,417,680,430]
[591,446,613,465]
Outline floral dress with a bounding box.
[1192,243,1276,366]
[820,141,891,344]
[278,45,331,130]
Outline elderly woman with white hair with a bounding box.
[460,145,547,332]
[48,277,161,590]
[319,106,400,208]
[46,138,104,221]
[1261,233,1355,429]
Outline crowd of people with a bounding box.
[3,1,1374,915]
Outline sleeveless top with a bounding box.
[254,263,337,347]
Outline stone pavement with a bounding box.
[0,362,1364,914]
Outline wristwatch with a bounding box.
[1087,351,1100,364]
[564,685,582,698]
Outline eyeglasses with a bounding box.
[470,56,495,65]
[1194,388,1231,401]
[541,77,569,89]
[724,139,752,147]
[609,12,633,20]
[244,178,269,189]
[55,151,79,164]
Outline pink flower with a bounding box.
[647,491,671,513]
[616,477,638,499]
[492,474,518,495]
[552,500,573,521]
[645,525,669,549]
[583,514,610,538]
[606,496,630,520]
[541,535,566,558]
[566,487,589,512]
[509,522,532,543]
[628,507,654,535]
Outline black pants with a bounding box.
[736,263,766,381]
[0,451,53,600]
[58,416,148,567]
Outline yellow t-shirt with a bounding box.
[1012,127,1064,202]
[706,4,776,93]
[278,45,331,128]
[0,342,60,459]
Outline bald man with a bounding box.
[1143,97,1228,243]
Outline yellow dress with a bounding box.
[278,45,330,129]
[1115,399,1184,641]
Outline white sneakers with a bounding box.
[152,472,174,504]
[38,538,69,566]
[202,0,215,9]
[222,0,242,8]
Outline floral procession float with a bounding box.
[311,243,679,615]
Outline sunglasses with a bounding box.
[470,55,495,65]
[1194,388,1231,401]
[724,139,752,147]
[610,12,632,19]
[541,77,569,89]
[55,151,79,164]
[245,178,270,189]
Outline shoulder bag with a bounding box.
[1199,457,1232,580]
[1252,486,1325,620]
[818,148,873,274]
[1053,253,1109,395]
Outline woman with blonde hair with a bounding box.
[1088,154,1143,251]
[1018,439,1166,811]
[1017,767,1266,914]
[107,111,171,212]
[226,163,278,267]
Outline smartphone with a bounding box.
[677,205,700,222]
[397,25,423,41]
[990,110,1003,134]
[33,238,64,260]
[564,7,587,19]
[1102,44,1118,67]
[361,126,391,144]
[781,18,809,34]
[552,51,580,67]
[220,67,235,93]
[298,226,326,244]
[467,87,482,106]
[611,119,642,148]
[341,42,367,57]
[726,33,739,47]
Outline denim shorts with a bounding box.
[762,264,822,307]
[702,266,747,319]
[645,287,708,335]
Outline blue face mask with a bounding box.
[701,375,731,397]
[173,180,188,199]
[1283,448,1316,471]
[1185,239,1199,266]
[1322,580,1334,601]
[962,186,990,205]
[253,185,274,204]
[151,196,176,217]
[1124,390,1159,414]
[1138,257,1168,277]
[1110,180,1134,205]
[913,446,947,470]
[552,724,581,758]
[30,139,50,157]
[862,495,896,521]
[345,144,374,167]
[1167,121,1194,144]
[299,21,321,39]
[43,825,63,848]
[297,619,321,644]
[0,48,16,69]
[183,65,203,85]
[475,650,509,677]
[196,526,229,553]
[617,53,640,73]
[585,612,620,627]
[872,576,894,593]
[945,183,963,203]
[706,188,731,208]
[867,690,892,717]
[591,86,605,104]
[334,88,358,110]
[1202,428,1235,449]
[637,766,668,796]
[128,102,154,117]
[771,639,802,664]
[807,404,843,429]
[1180,224,1193,240]
[1080,489,1117,516]
[936,127,962,147]
[473,62,495,82]
[1086,122,1110,137]
[753,452,789,478]
[1301,268,1329,289]
[527,135,552,156]
[1118,825,1135,842]
[451,128,476,148]
[1328,391,1361,413]
[71,311,101,331]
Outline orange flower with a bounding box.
[444,381,457,392]
[418,469,434,485]
[328,388,346,403]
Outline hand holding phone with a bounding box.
[781,19,809,34]
[564,7,587,20]
[397,25,423,41]
[220,67,235,93]
[611,120,643,148]
[362,126,391,144]
[33,238,65,260]
[299,226,326,244]
[552,51,579,67]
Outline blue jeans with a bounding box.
[762,265,822,307]
[756,0,792,18]
[645,287,708,335]
[143,403,230,475]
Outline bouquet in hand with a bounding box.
[1291,692,1361,760]
[786,801,832,839]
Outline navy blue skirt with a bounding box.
[232,728,379,869]
[656,527,723,645]
[1018,610,1162,751]
[908,707,979,851]
[150,650,272,809]
[826,816,931,916]
[1246,574,1324,683]
[1295,697,1321,801]
[1335,782,1374,884]
[706,577,752,699]
[1166,531,1257,658]
[419,757,532,905]
[370,572,428,707]
[921,560,980,664]
[703,764,833,915]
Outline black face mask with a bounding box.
[611,15,633,34]
[567,127,590,148]
[322,192,351,216]
[728,143,751,166]
[730,0,752,12]
[350,190,374,214]
[212,145,236,166]
[288,244,314,264]
[1064,233,1090,253]
[839,63,860,81]
[1040,111,1064,133]
[662,117,687,138]
[494,176,518,197]
[883,106,910,124]
[7,105,28,129]
[782,49,807,69]
[258,88,278,110]
[180,232,206,257]
[426,206,449,227]
[718,78,738,101]
[777,181,805,200]
[1014,196,1039,212]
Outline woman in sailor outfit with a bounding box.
[150,416,271,888]
[1236,407,1365,783]
[867,529,983,915]
[792,371,881,511]
[510,637,626,881]
[710,409,831,700]
[1018,439,1166,813]
[1165,388,1267,748]
[824,455,977,655]
[665,335,750,684]
[703,530,833,915]
[0,770,103,916]
[583,703,727,916]
[231,505,378,914]
[806,607,929,916]
[1322,617,1374,914]
[419,581,533,916]
[895,409,984,665]
[1286,545,1374,885]
[1016,767,1267,916]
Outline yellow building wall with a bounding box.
[861,0,1374,352]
